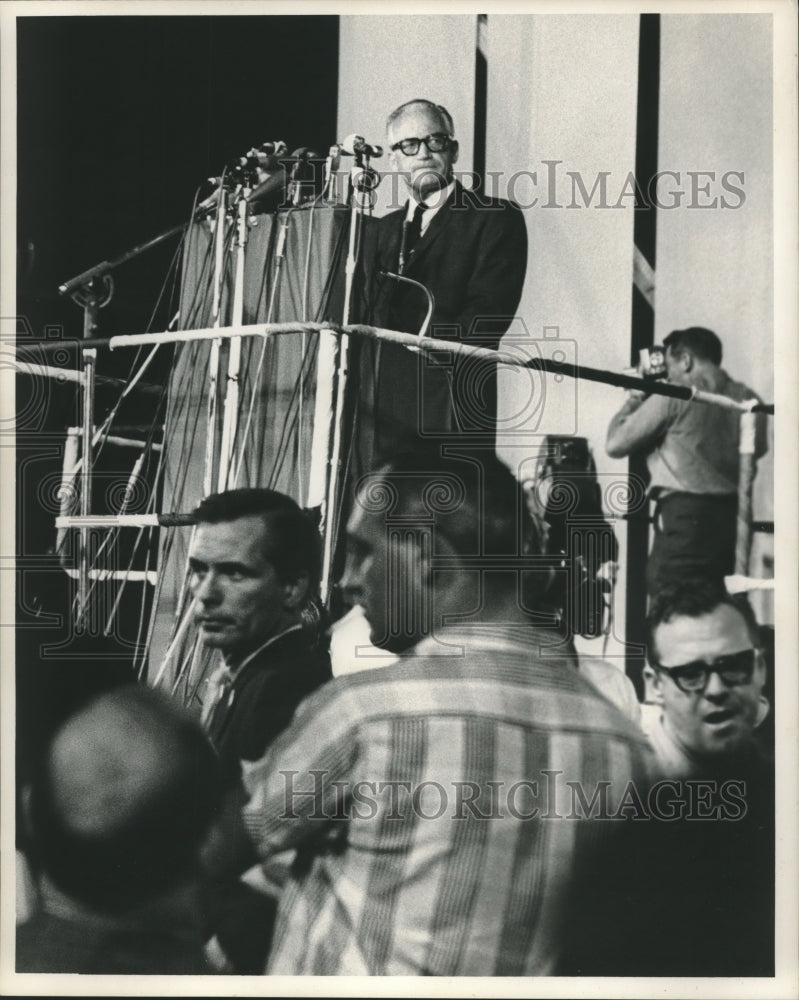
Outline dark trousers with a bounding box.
[646,492,738,597]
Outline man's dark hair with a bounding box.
[386,99,455,137]
[646,579,759,664]
[26,684,221,913]
[193,487,321,592]
[663,326,723,366]
[365,448,535,559]
[360,450,547,612]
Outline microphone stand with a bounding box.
[203,184,229,496]
[217,185,251,490]
[58,222,194,299]
[323,145,342,203]
[379,271,435,338]
[314,152,378,604]
[71,276,112,623]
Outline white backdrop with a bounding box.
[485,14,640,659]
[657,15,774,617]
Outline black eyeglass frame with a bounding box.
[390,133,454,156]
[651,648,762,694]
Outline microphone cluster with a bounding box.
[200,130,385,211]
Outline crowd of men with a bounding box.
[16,99,773,978]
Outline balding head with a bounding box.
[28,684,220,912]
[386,98,455,138]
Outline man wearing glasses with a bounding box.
[643,580,770,777]
[562,578,773,976]
[366,98,528,452]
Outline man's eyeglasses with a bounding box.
[390,133,453,156]
[652,648,760,694]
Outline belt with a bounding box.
[654,491,737,512]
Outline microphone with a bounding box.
[340,134,384,158]
[324,145,341,199]
[287,148,322,206]
[246,168,288,209]
[288,147,321,182]
[327,144,342,171]
[199,170,287,213]
[207,161,251,187]
[244,148,286,174]
[287,146,322,161]
[254,140,287,156]
[223,141,289,176]
[205,141,288,189]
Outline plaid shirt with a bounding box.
[242,627,652,975]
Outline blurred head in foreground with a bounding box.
[25,683,221,913]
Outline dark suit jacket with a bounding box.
[204,628,332,787]
[363,182,528,452]
[202,627,331,973]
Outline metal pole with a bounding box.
[306,331,338,510]
[203,188,228,496]
[78,293,100,622]
[735,409,757,575]
[217,191,249,490]
[104,322,774,415]
[626,12,661,699]
[318,169,366,603]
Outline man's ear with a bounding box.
[643,664,663,704]
[282,573,310,610]
[393,531,432,590]
[422,533,467,608]
[449,139,459,165]
[680,350,694,373]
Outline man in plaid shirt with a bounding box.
[242,450,652,975]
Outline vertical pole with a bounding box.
[203,189,228,497]
[78,292,100,623]
[318,169,363,603]
[473,14,488,187]
[626,14,660,698]
[218,193,249,490]
[735,410,757,575]
[307,330,338,516]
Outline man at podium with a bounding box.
[366,98,528,451]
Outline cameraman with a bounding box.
[606,327,768,595]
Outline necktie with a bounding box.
[400,201,428,272]
[201,662,234,728]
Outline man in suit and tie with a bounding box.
[187,487,331,973]
[366,98,528,452]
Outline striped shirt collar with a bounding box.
[413,623,569,659]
